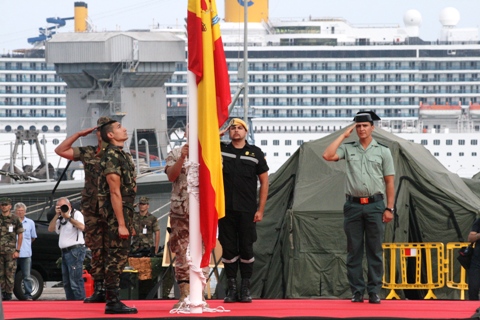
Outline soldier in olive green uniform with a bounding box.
[98,119,137,314]
[0,197,24,301]
[323,111,395,305]
[55,116,113,303]
[131,197,160,255]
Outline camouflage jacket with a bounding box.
[0,213,24,254]
[73,145,100,213]
[131,212,159,251]
[98,144,137,207]
[165,147,188,203]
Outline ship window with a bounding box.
[29,126,36,131]
[434,152,439,156]
[471,140,478,145]
[273,140,280,146]
[261,140,267,146]
[285,140,292,146]
[42,125,48,132]
[17,125,24,131]
[5,125,11,132]
[459,152,464,156]
[446,140,453,145]
[473,152,477,156]
[54,125,61,132]
[447,152,452,156]
[297,140,304,145]
[421,140,427,145]
[274,152,279,157]
[458,140,465,145]
[433,140,440,145]
[286,153,291,157]
[53,139,59,145]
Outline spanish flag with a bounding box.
[188,0,231,267]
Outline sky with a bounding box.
[1,0,479,51]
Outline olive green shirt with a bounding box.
[337,139,395,197]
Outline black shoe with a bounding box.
[84,290,106,303]
[239,279,252,303]
[368,293,381,304]
[105,301,138,314]
[3,293,12,301]
[351,292,364,302]
[224,278,238,303]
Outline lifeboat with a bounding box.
[418,102,461,118]
[469,102,480,118]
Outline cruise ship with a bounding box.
[2,1,480,179]
[174,2,480,177]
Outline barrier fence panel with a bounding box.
[446,242,469,300]
[382,242,444,300]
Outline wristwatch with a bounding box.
[15,249,20,253]
[385,208,395,213]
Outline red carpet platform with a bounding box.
[3,299,480,320]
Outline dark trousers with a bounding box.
[468,263,480,300]
[218,210,257,279]
[344,200,385,295]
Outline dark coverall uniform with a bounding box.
[219,141,269,280]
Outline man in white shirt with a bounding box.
[48,197,86,300]
[14,203,37,301]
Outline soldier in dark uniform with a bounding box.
[131,196,160,256]
[323,111,395,304]
[55,116,113,303]
[219,118,269,303]
[0,197,24,301]
[98,119,137,314]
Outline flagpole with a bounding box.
[187,70,203,314]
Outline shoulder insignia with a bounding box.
[344,142,355,145]
[378,142,389,148]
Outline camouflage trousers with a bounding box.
[99,203,133,290]
[0,253,17,293]
[83,205,107,282]
[169,201,209,282]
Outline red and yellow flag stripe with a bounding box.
[188,0,231,267]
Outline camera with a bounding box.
[60,204,70,213]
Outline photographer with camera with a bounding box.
[48,197,86,300]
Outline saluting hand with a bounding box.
[343,124,355,139]
[78,127,96,137]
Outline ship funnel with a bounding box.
[74,2,88,32]
[224,0,268,23]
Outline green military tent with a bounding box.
[250,127,480,299]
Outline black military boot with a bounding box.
[239,278,252,303]
[105,289,138,314]
[3,292,12,301]
[84,280,106,303]
[224,278,238,303]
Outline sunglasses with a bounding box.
[0,203,9,206]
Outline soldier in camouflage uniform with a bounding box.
[98,120,137,314]
[0,197,24,301]
[166,143,206,308]
[131,196,160,256]
[55,116,113,303]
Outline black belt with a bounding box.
[346,194,384,204]
[61,244,84,253]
